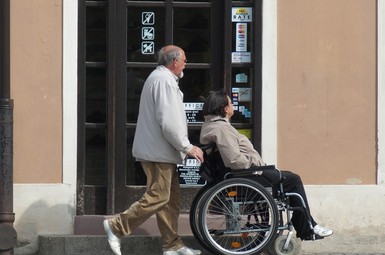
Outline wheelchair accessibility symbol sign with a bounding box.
[142,42,154,54]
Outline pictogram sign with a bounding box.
[141,42,154,54]
[142,12,155,25]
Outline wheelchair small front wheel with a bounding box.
[272,235,301,255]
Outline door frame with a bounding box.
[77,0,262,215]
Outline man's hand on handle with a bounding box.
[187,146,204,163]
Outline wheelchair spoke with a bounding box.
[198,178,279,255]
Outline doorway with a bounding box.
[77,0,262,215]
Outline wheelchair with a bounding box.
[189,144,316,255]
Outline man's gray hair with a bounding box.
[157,46,182,66]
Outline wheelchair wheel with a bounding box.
[198,178,279,255]
[271,235,301,255]
[189,182,217,253]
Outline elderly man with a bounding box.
[103,45,204,255]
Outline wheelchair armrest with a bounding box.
[224,165,276,179]
[248,165,276,172]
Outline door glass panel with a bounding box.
[127,67,153,123]
[181,66,224,126]
[174,8,211,63]
[127,7,165,62]
[126,68,212,123]
[86,68,107,123]
[85,129,107,185]
[126,128,146,185]
[178,68,211,125]
[188,129,201,146]
[180,69,211,103]
[86,6,107,62]
[126,67,153,185]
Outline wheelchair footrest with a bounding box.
[302,233,324,241]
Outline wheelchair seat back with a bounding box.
[199,143,278,195]
[199,144,231,183]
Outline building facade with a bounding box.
[7,0,385,254]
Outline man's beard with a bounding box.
[178,71,184,79]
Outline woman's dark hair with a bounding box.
[202,90,229,117]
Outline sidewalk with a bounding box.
[37,234,385,255]
[300,232,385,255]
[35,215,385,255]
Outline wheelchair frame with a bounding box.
[189,144,316,255]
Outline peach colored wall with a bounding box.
[11,0,63,183]
[277,0,376,184]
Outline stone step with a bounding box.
[74,214,193,236]
[43,214,204,255]
[38,235,209,255]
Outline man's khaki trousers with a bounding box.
[109,162,184,251]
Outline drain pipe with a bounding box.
[0,0,17,254]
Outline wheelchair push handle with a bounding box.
[199,143,216,153]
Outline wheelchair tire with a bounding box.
[197,178,279,255]
[189,182,217,253]
[271,235,301,255]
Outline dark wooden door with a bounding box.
[77,0,262,215]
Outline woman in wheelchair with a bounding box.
[199,89,332,240]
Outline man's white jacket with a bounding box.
[132,65,192,164]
